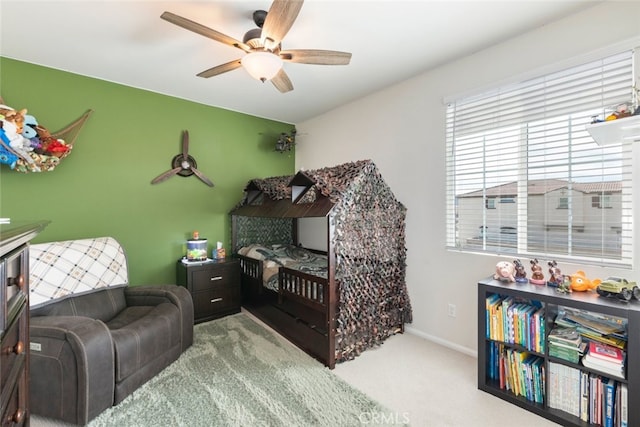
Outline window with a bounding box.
[557,197,568,210]
[592,195,613,209]
[446,49,635,266]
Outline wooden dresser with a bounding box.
[0,221,48,426]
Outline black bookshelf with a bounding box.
[478,277,640,426]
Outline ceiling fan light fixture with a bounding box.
[241,51,283,82]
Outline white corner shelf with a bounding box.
[586,115,640,146]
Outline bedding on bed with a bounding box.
[237,244,328,291]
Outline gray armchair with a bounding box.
[28,238,194,425]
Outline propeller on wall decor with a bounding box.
[160,0,351,93]
[151,130,214,187]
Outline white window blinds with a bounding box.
[446,49,635,266]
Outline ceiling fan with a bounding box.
[151,130,214,187]
[161,0,352,93]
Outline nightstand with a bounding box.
[176,258,241,324]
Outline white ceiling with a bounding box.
[1,1,601,124]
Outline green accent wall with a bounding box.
[0,58,294,285]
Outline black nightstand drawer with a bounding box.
[191,264,236,292]
[176,258,241,323]
[193,288,238,319]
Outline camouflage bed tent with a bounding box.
[231,159,412,366]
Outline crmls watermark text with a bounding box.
[359,411,411,425]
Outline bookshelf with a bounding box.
[478,277,640,426]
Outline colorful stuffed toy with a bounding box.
[494,261,516,282]
[0,103,39,169]
[568,271,601,292]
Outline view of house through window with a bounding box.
[446,49,635,266]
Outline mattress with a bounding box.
[237,244,328,291]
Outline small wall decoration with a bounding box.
[0,96,92,173]
[274,128,296,153]
[151,130,214,187]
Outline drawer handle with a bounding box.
[7,275,25,290]
[3,341,24,356]
[8,408,25,424]
[210,298,223,303]
[210,276,223,281]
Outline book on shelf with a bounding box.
[582,353,625,379]
[549,326,581,346]
[580,371,589,422]
[620,383,628,427]
[549,341,587,364]
[555,307,627,337]
[548,362,581,418]
[602,377,616,427]
[589,341,624,363]
[491,344,543,404]
[485,295,544,352]
[555,308,628,350]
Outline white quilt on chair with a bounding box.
[29,236,128,308]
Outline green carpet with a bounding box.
[88,313,399,427]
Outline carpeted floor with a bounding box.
[82,313,396,426]
[31,310,559,427]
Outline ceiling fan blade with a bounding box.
[197,59,243,78]
[271,68,293,93]
[161,11,250,52]
[151,167,182,185]
[191,167,215,187]
[261,0,304,51]
[280,49,352,65]
[181,130,189,160]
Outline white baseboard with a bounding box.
[405,325,478,359]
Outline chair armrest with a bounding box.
[30,316,115,425]
[124,285,194,351]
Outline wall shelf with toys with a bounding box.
[586,114,640,146]
[0,96,93,173]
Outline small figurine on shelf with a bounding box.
[215,241,226,260]
[568,270,601,292]
[556,276,572,294]
[529,259,546,285]
[494,261,515,283]
[605,103,633,121]
[547,260,564,288]
[513,259,528,283]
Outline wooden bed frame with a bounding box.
[231,163,411,369]
[237,252,338,368]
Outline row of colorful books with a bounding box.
[485,294,545,353]
[487,342,544,404]
[548,362,628,427]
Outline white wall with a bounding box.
[296,2,640,356]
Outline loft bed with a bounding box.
[230,160,412,368]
